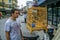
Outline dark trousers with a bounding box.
[25,18,26,23]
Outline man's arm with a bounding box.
[5,32,10,40]
[20,29,23,37]
[4,22,11,40]
[20,29,24,40]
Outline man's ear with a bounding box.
[11,13,14,16]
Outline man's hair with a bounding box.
[11,9,18,16]
[11,9,18,14]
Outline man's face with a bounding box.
[12,11,19,18]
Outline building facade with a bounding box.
[0,0,18,15]
[26,1,33,8]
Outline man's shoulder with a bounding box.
[5,18,12,24]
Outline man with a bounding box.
[4,9,23,40]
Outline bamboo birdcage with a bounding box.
[27,7,48,33]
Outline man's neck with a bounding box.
[11,17,16,21]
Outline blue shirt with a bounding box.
[4,18,22,40]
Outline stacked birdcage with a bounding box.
[27,7,47,33]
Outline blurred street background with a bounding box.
[0,0,60,40]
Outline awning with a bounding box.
[37,0,46,5]
[37,0,57,6]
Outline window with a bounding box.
[52,7,57,26]
[47,4,58,26]
[9,0,12,3]
[58,7,60,24]
[48,7,52,25]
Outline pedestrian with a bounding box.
[0,12,2,19]
[23,13,27,23]
[4,9,24,40]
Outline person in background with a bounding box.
[0,12,2,19]
[23,12,27,23]
[4,9,24,40]
[20,11,23,16]
[16,11,25,26]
